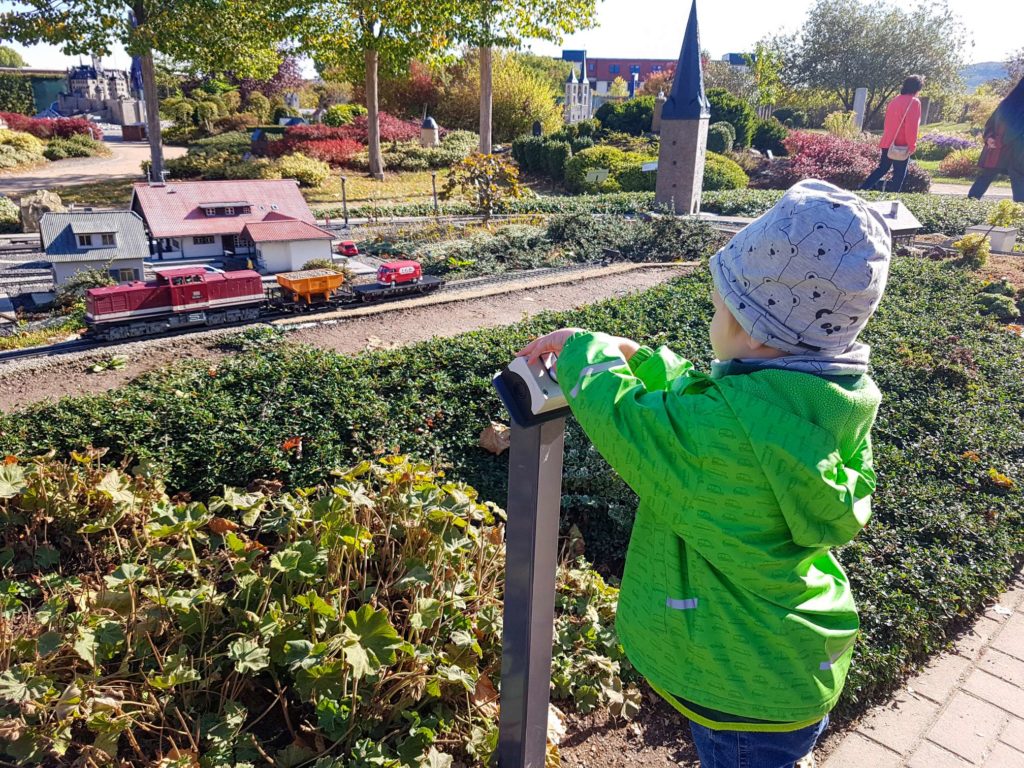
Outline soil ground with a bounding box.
[0,264,691,412]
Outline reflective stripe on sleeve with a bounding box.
[569,360,625,398]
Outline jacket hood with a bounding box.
[714,370,881,549]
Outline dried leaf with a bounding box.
[208,517,240,535]
[479,422,511,455]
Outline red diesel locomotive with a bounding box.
[85,261,442,342]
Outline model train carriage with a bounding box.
[86,268,265,341]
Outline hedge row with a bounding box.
[2,259,1022,722]
[316,190,1000,238]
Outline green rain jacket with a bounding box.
[557,332,882,730]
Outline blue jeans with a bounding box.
[968,168,1024,202]
[689,716,829,768]
[860,149,909,192]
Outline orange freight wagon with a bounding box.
[276,269,346,305]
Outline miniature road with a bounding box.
[0,263,694,413]
[0,139,187,200]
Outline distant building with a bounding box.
[56,57,145,125]
[564,58,593,124]
[562,51,676,96]
[39,210,149,286]
[721,53,752,68]
[130,179,332,272]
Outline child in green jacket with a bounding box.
[518,180,892,768]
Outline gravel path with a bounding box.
[0,138,187,200]
[0,264,694,413]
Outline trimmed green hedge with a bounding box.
[317,190,1000,238]
[2,259,1022,722]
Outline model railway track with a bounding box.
[0,261,686,366]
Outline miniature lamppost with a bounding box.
[431,173,440,219]
[340,175,349,228]
[492,356,571,768]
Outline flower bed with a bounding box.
[2,259,1022,726]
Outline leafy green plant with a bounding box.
[54,268,115,312]
[703,152,749,191]
[441,153,528,221]
[707,88,757,147]
[752,117,789,156]
[274,152,331,187]
[0,454,635,765]
[87,355,127,373]
[823,110,859,139]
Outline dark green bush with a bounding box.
[594,96,655,136]
[545,140,572,182]
[752,117,789,156]
[2,261,1021,727]
[708,88,757,148]
[771,108,808,128]
[706,122,734,154]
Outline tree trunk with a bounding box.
[365,47,384,179]
[140,49,164,183]
[479,46,493,155]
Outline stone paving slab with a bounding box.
[821,573,1024,767]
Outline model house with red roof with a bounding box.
[130,179,335,272]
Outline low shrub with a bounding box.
[939,148,983,178]
[707,122,734,154]
[976,292,1020,321]
[915,133,976,161]
[2,261,1021,730]
[212,112,259,133]
[953,232,991,268]
[823,110,859,139]
[0,128,44,156]
[752,117,789,156]
[778,131,931,192]
[0,194,18,233]
[565,146,638,193]
[545,140,572,182]
[292,137,364,165]
[986,200,1024,228]
[0,111,102,140]
[42,134,106,161]
[323,102,368,126]
[708,88,757,147]
[188,130,253,157]
[54,268,114,310]
[0,454,634,765]
[274,152,331,187]
[703,152,749,191]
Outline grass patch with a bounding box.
[58,177,137,208]
[1,258,1022,725]
[0,314,84,351]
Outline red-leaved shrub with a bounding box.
[772,131,930,193]
[0,112,102,140]
[255,112,419,166]
[297,139,364,165]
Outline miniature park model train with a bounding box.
[84,260,441,342]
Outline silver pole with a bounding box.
[496,418,566,768]
[341,175,349,227]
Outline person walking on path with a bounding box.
[968,78,1024,202]
[859,75,924,193]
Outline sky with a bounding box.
[3,0,1019,73]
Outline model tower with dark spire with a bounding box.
[655,0,711,214]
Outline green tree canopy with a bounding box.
[0,45,27,68]
[776,0,967,122]
[0,0,301,179]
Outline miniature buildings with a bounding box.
[56,57,145,126]
[130,179,334,273]
[561,51,675,96]
[655,0,711,215]
[39,210,149,286]
[564,58,593,124]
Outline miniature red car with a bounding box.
[377,260,422,286]
[335,240,359,257]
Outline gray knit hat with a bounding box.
[709,179,892,362]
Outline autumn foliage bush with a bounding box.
[771,130,931,192]
[0,111,102,140]
[255,113,420,165]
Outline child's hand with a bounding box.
[517,328,585,364]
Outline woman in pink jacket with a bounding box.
[859,75,924,193]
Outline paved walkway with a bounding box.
[823,572,1024,767]
[930,182,1012,200]
[0,138,186,200]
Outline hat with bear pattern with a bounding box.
[709,179,892,361]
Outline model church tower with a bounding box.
[563,57,592,124]
[655,1,711,214]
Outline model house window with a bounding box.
[194,235,215,245]
[77,234,92,247]
[630,64,641,74]
[101,233,116,246]
[114,268,137,282]
[205,208,216,217]
[223,207,235,216]
[240,206,251,214]
[236,236,252,248]
[609,64,620,74]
